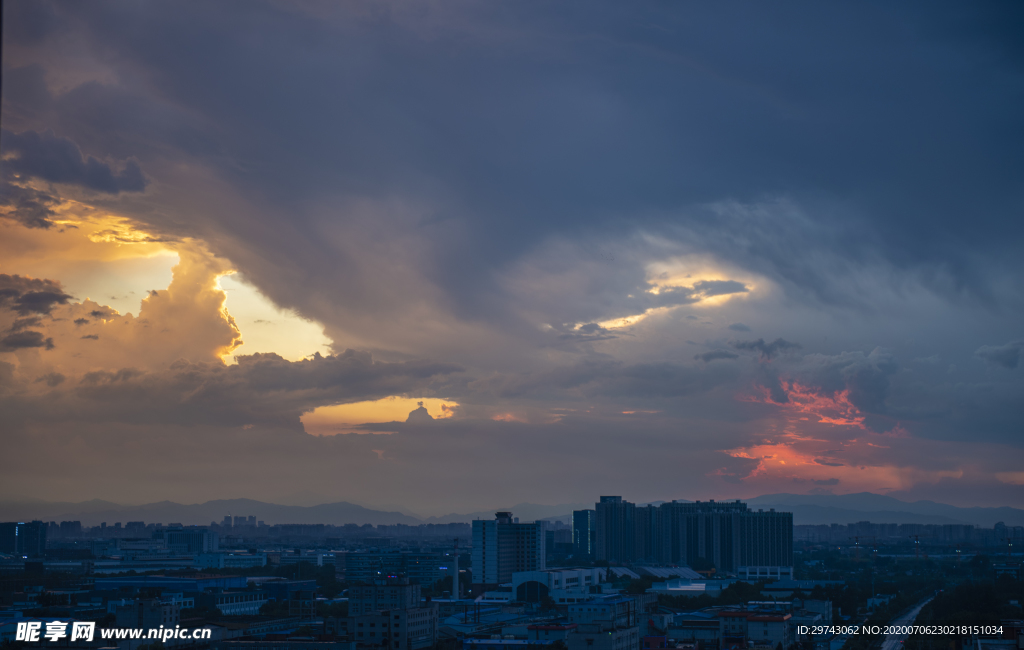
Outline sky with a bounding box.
[1,0,1022,516]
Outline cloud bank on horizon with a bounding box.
[0,0,1022,515]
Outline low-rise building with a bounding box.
[565,595,640,650]
[745,613,791,648]
[667,610,720,645]
[567,595,640,628]
[566,626,639,650]
[199,590,269,616]
[717,608,792,649]
[526,624,578,641]
[348,577,437,650]
[512,568,607,604]
[197,553,268,569]
[115,598,182,629]
[216,641,355,650]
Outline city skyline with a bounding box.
[2,1,1023,511]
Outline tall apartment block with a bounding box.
[154,528,219,554]
[572,510,596,557]
[594,498,793,578]
[0,521,47,558]
[471,512,545,593]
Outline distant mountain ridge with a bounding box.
[0,498,421,527]
[1,493,1021,527]
[422,503,591,524]
[745,493,1024,527]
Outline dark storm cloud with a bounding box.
[0,129,146,193]
[792,477,841,485]
[2,0,60,46]
[695,350,739,363]
[467,357,739,400]
[60,350,462,428]
[639,281,748,312]
[733,338,802,360]
[0,274,72,314]
[814,459,844,467]
[0,180,60,228]
[974,341,1023,369]
[554,322,617,343]
[35,372,65,387]
[11,317,43,331]
[890,378,1024,445]
[692,281,748,298]
[4,0,1021,326]
[1,1,1023,507]
[0,330,54,351]
[796,348,899,414]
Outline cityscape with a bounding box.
[1,2,1023,650]
[3,495,1024,650]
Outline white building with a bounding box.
[511,568,606,603]
[200,590,268,616]
[471,513,545,592]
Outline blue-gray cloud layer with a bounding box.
[1,0,1022,508]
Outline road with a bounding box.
[879,595,935,650]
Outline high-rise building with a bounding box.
[634,504,659,563]
[0,521,47,557]
[572,510,596,557]
[593,498,793,576]
[655,500,749,570]
[595,497,635,563]
[342,551,448,585]
[471,512,545,592]
[155,528,219,554]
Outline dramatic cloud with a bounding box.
[975,340,1023,370]
[796,348,900,415]
[733,338,802,360]
[0,181,60,228]
[0,274,72,314]
[695,350,740,363]
[49,350,461,428]
[0,330,54,351]
[0,0,1022,510]
[1,129,147,193]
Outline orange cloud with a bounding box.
[0,242,241,389]
[302,397,460,436]
[742,379,866,428]
[722,378,964,493]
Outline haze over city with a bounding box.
[1,1,1022,515]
